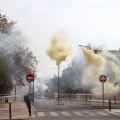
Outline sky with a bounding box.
[1,0,120,78]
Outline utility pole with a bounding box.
[33,70,35,106]
[14,84,16,101]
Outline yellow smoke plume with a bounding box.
[82,49,103,92]
[46,31,73,69]
[82,49,105,68]
[82,49,119,94]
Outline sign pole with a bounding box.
[26,73,34,104]
[32,70,35,106]
[99,75,107,107]
[102,82,104,107]
[29,82,30,94]
[26,73,34,94]
[33,76,34,106]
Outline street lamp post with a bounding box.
[14,84,16,101]
[78,45,92,50]
[33,70,35,106]
[58,67,60,105]
[33,70,34,106]
[52,67,64,105]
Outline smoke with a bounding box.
[46,41,120,94]
[0,31,26,82]
[34,77,48,92]
[83,49,105,67]
[70,51,85,87]
[0,27,38,95]
[82,48,120,94]
[46,31,73,70]
[11,77,48,96]
[0,31,25,55]
[100,47,120,93]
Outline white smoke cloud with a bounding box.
[34,77,48,92]
[82,47,120,94]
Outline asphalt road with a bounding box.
[33,98,120,120]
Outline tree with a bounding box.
[0,56,13,94]
[0,13,15,35]
[12,45,38,84]
[61,61,84,93]
[46,62,84,94]
[0,12,38,93]
[45,75,58,94]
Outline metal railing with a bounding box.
[0,94,28,119]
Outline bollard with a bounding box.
[65,94,66,103]
[5,97,8,103]
[90,94,91,100]
[109,99,111,111]
[29,100,31,116]
[114,95,116,104]
[9,103,12,118]
[69,94,71,101]
[85,94,87,105]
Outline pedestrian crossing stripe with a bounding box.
[37,111,120,117]
[108,112,120,116]
[97,111,109,116]
[73,111,84,116]
[84,111,96,116]
[38,112,45,116]
[61,111,71,116]
[50,112,58,116]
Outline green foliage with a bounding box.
[51,75,58,87]
[0,57,13,94]
[11,45,38,84]
[61,65,83,93]
[0,11,38,92]
[0,12,16,34]
[47,61,87,94]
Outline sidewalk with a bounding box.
[0,101,36,120]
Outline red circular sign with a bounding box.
[26,74,34,82]
[99,75,107,83]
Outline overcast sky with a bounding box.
[1,0,120,78]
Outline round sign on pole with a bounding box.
[99,75,107,83]
[26,74,34,82]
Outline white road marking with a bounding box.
[84,111,96,116]
[73,111,84,116]
[97,111,109,116]
[50,112,58,116]
[37,111,120,117]
[38,112,45,117]
[108,112,120,116]
[61,111,71,116]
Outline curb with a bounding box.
[31,105,38,120]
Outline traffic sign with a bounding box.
[99,75,107,83]
[26,74,34,82]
